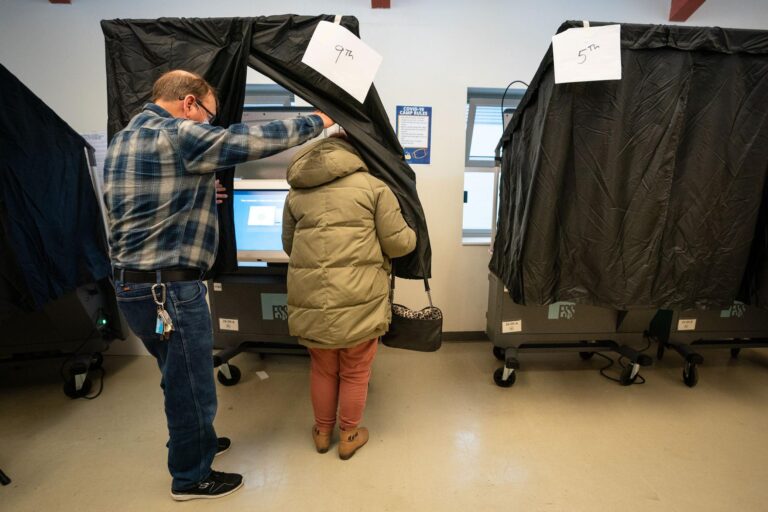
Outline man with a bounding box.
[103,70,333,501]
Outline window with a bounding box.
[462,87,525,243]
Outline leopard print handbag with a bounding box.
[382,268,443,352]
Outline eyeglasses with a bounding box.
[179,95,216,124]
[194,98,216,124]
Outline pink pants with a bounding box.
[308,339,378,432]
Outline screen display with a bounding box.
[233,189,289,260]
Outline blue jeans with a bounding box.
[114,279,217,491]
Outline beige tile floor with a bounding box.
[2,341,768,512]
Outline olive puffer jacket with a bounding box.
[282,137,416,348]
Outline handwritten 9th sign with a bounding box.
[302,21,383,103]
[552,24,622,84]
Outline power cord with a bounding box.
[58,306,112,399]
[593,335,654,385]
[80,367,106,401]
[594,352,646,385]
[58,334,108,400]
[500,80,530,127]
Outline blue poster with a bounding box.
[396,105,431,165]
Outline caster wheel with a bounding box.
[579,351,594,361]
[217,364,242,386]
[730,348,741,359]
[493,367,516,388]
[90,352,104,369]
[619,364,639,386]
[63,375,92,398]
[492,346,505,361]
[683,363,698,388]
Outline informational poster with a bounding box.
[396,106,432,165]
[80,131,109,193]
[552,24,621,84]
[302,20,383,103]
[80,131,110,232]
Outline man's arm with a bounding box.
[179,115,326,174]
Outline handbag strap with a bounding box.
[390,252,433,308]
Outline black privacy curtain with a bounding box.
[0,64,111,319]
[101,15,431,279]
[490,21,768,311]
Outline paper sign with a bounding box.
[502,320,522,333]
[301,20,383,103]
[213,282,222,292]
[219,318,239,331]
[677,319,697,331]
[552,24,621,84]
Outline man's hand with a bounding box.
[313,111,336,129]
[215,179,228,204]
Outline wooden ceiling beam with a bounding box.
[669,0,705,21]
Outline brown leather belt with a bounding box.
[113,268,202,283]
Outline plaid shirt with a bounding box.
[104,103,323,271]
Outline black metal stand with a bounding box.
[213,341,307,387]
[492,341,654,387]
[0,468,10,485]
[651,308,768,387]
[486,274,657,388]
[208,268,307,388]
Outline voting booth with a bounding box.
[207,107,324,385]
[488,21,768,387]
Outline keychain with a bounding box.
[151,283,174,340]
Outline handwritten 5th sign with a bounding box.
[551,24,622,84]
[302,21,383,103]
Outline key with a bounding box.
[160,309,174,339]
[152,283,173,339]
[156,307,172,339]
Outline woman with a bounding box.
[282,133,416,460]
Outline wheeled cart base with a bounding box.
[1,350,105,398]
[487,273,655,388]
[1,280,120,398]
[651,307,768,387]
[209,269,307,387]
[491,341,653,387]
[212,341,306,386]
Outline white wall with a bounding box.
[2,0,767,354]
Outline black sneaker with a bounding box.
[215,437,231,457]
[170,470,243,501]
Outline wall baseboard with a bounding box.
[442,331,488,342]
